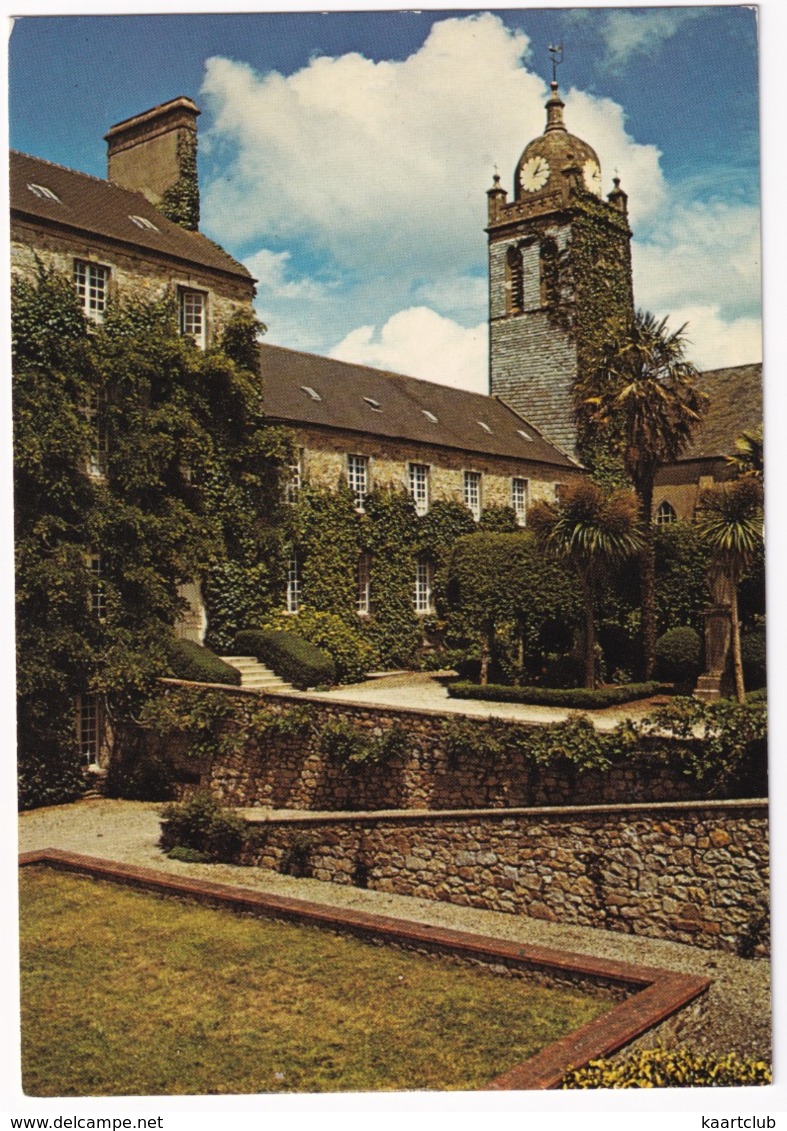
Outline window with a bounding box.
[347,454,369,511]
[414,558,434,615]
[74,260,110,323]
[511,478,528,526]
[363,397,382,412]
[506,245,524,314]
[27,182,60,202]
[300,385,322,402]
[408,463,430,516]
[129,214,159,231]
[283,450,302,505]
[76,694,101,766]
[88,551,106,618]
[421,409,438,424]
[463,470,482,521]
[83,389,108,478]
[655,500,677,526]
[286,554,301,613]
[357,554,371,616]
[179,289,206,348]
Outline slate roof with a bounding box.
[10,151,253,284]
[259,342,579,469]
[678,363,763,462]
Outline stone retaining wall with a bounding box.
[240,800,770,956]
[178,690,763,812]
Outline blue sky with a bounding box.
[9,6,762,386]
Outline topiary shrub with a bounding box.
[159,791,248,863]
[262,607,377,684]
[561,1048,771,1089]
[166,639,242,686]
[235,628,335,690]
[654,626,702,689]
[447,680,667,709]
[741,626,766,690]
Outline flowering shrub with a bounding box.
[561,1048,771,1089]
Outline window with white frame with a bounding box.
[286,553,302,613]
[179,289,207,348]
[511,477,528,526]
[347,454,369,511]
[283,450,302,505]
[463,470,482,521]
[414,558,434,615]
[408,463,430,516]
[74,261,110,323]
[88,550,106,618]
[655,500,677,526]
[356,554,371,616]
[76,693,101,766]
[84,389,109,478]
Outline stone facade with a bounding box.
[170,691,765,813]
[10,223,251,349]
[295,427,574,518]
[240,800,770,956]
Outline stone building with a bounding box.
[486,80,634,457]
[11,98,255,347]
[11,88,762,763]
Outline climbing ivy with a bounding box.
[13,266,288,805]
[160,131,200,231]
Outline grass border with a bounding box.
[19,848,711,1091]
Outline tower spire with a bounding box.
[545,42,566,133]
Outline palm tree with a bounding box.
[529,479,642,689]
[696,477,764,703]
[579,310,707,679]
[726,427,764,480]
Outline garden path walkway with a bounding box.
[18,797,771,1065]
[294,671,664,730]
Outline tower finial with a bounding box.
[548,42,563,85]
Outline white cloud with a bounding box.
[199,12,760,381]
[329,307,488,392]
[244,248,333,302]
[200,13,663,266]
[633,201,762,341]
[658,306,761,372]
[597,9,705,72]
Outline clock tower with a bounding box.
[487,79,634,456]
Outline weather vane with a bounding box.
[548,42,564,83]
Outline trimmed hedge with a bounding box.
[236,628,335,690]
[446,680,669,709]
[166,639,242,686]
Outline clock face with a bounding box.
[519,156,550,193]
[583,159,602,196]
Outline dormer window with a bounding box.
[300,385,322,402]
[517,429,533,443]
[421,409,438,424]
[477,421,492,434]
[363,397,382,412]
[129,214,159,231]
[179,289,206,349]
[27,183,60,202]
[74,260,110,323]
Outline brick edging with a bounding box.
[19,848,711,1090]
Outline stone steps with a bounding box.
[221,656,294,693]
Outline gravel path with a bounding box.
[19,797,772,1065]
[296,671,668,731]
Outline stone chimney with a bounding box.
[105,97,200,231]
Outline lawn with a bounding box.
[19,867,609,1095]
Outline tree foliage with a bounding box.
[13,264,287,806]
[577,310,707,678]
[530,480,642,689]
